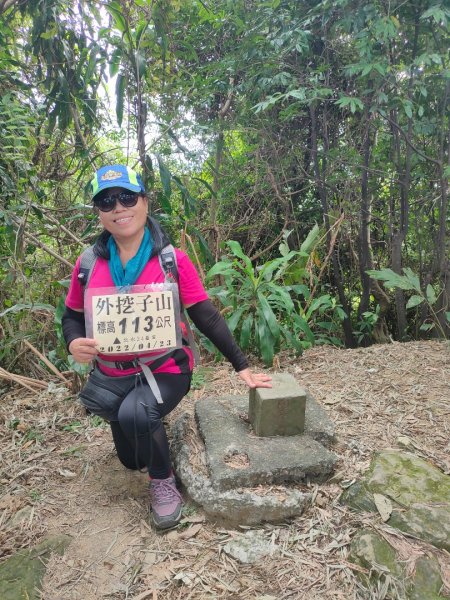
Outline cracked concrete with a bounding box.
[172,377,337,525]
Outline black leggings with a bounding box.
[109,373,191,479]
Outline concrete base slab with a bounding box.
[195,395,337,492]
[171,415,312,526]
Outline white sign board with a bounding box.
[85,283,182,355]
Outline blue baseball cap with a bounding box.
[90,164,145,199]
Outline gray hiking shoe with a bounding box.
[149,476,182,529]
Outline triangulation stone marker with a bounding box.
[249,372,306,436]
[173,372,337,524]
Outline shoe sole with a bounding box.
[151,504,182,530]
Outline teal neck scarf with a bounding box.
[107,226,153,287]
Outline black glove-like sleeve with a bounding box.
[61,307,86,350]
[187,300,249,372]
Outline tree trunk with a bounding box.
[357,109,373,324]
[208,130,224,261]
[387,15,419,339]
[309,103,356,348]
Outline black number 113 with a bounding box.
[118,316,154,334]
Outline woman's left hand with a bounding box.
[237,368,272,389]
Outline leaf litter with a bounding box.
[0,340,448,598]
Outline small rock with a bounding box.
[223,530,277,564]
[0,535,71,600]
[350,528,446,600]
[389,504,450,551]
[341,450,450,550]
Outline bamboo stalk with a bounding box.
[0,367,46,391]
[10,216,73,268]
[41,211,84,245]
[184,231,206,283]
[22,340,69,383]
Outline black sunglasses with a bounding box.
[93,192,139,212]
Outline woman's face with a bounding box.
[97,187,148,242]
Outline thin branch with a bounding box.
[247,166,290,262]
[22,339,70,384]
[306,213,345,309]
[218,78,234,119]
[182,230,206,283]
[10,217,74,268]
[378,111,441,167]
[41,210,84,245]
[0,367,47,391]
[0,0,19,14]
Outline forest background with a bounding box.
[0,0,449,376]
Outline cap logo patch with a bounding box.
[101,170,123,181]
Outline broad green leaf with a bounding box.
[292,314,315,344]
[288,88,306,101]
[300,224,320,254]
[135,51,146,78]
[115,73,126,127]
[156,190,172,215]
[283,328,304,353]
[257,292,280,340]
[106,3,127,33]
[258,252,298,281]
[426,284,437,305]
[335,96,364,113]
[403,101,413,119]
[226,307,245,333]
[156,154,172,199]
[172,175,197,216]
[268,287,295,312]
[367,269,414,291]
[84,46,99,84]
[135,20,149,48]
[240,314,253,350]
[406,295,424,309]
[420,6,447,25]
[0,303,55,317]
[227,241,254,276]
[402,268,421,292]
[256,314,274,366]
[207,261,240,279]
[308,295,332,316]
[445,312,450,323]
[290,284,310,298]
[110,48,123,77]
[419,322,434,331]
[336,306,347,321]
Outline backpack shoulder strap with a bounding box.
[159,244,201,366]
[78,246,97,288]
[78,246,97,307]
[158,243,178,282]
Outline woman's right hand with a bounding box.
[68,338,99,364]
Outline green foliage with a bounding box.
[206,240,306,365]
[190,367,207,390]
[353,306,380,345]
[206,230,345,366]
[0,0,449,377]
[367,269,449,337]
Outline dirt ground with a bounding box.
[0,340,449,599]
